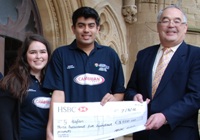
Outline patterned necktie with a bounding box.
[152,48,172,97]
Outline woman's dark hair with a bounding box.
[0,33,51,100]
[72,6,100,26]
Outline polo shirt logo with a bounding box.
[32,97,51,109]
[94,63,110,72]
[27,89,36,92]
[67,65,75,69]
[74,73,105,85]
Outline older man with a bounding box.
[125,4,200,140]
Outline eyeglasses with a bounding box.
[159,19,186,26]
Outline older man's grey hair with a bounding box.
[157,4,187,23]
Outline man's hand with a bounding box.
[145,113,167,130]
[134,93,150,104]
[100,93,116,106]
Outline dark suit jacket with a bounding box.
[0,89,20,140]
[125,41,200,140]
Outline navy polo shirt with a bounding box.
[43,40,125,102]
[20,75,51,140]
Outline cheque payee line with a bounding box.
[55,114,145,137]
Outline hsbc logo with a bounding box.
[78,106,88,112]
[57,106,88,113]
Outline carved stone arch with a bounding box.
[109,41,120,54]
[36,0,83,49]
[95,2,128,65]
[0,0,43,74]
[36,0,64,49]
[0,0,42,41]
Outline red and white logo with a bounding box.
[78,106,88,112]
[74,73,105,85]
[33,97,51,109]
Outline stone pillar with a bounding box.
[122,0,137,24]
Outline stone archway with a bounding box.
[0,0,42,74]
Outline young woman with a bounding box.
[0,34,52,140]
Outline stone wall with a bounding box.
[127,0,200,75]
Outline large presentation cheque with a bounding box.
[53,101,147,140]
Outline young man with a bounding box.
[125,5,200,140]
[43,6,125,139]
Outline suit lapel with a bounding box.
[153,42,187,98]
[145,45,160,98]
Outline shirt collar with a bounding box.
[159,41,182,53]
[69,39,102,50]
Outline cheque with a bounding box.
[53,101,147,140]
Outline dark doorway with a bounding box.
[4,37,22,75]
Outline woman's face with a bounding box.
[26,41,48,75]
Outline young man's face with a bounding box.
[72,17,100,48]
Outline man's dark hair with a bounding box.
[72,6,100,26]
